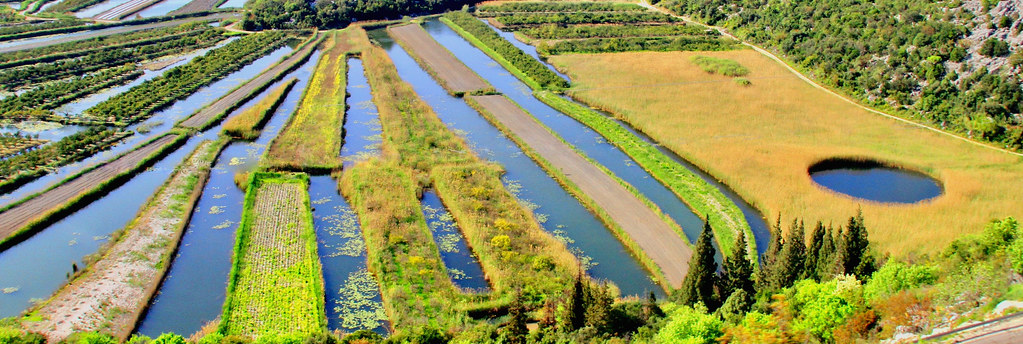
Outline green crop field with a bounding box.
[221,172,325,339]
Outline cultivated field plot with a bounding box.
[0,134,46,158]
[477,2,736,55]
[0,13,235,54]
[222,172,325,338]
[265,31,346,170]
[552,50,1023,255]
[179,32,321,129]
[0,133,184,246]
[387,24,491,95]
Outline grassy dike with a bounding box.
[535,91,755,259]
[20,138,226,341]
[264,31,347,172]
[441,10,757,259]
[222,78,298,140]
[220,172,326,339]
[338,26,578,334]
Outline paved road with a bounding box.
[388,24,491,94]
[0,12,236,54]
[0,134,180,246]
[178,33,320,129]
[470,95,691,287]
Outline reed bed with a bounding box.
[551,49,1023,255]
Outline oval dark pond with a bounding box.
[808,158,943,204]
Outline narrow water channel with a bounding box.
[310,176,387,334]
[420,190,489,292]
[425,19,772,254]
[0,44,297,319]
[135,50,320,336]
[0,44,292,208]
[75,0,129,18]
[480,18,570,81]
[424,19,709,242]
[314,57,388,334]
[372,30,663,297]
[135,0,190,18]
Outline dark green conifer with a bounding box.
[804,221,827,281]
[756,214,785,292]
[677,219,719,309]
[505,293,529,344]
[564,271,587,331]
[778,220,806,287]
[839,210,876,279]
[719,231,755,300]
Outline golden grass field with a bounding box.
[550,49,1023,256]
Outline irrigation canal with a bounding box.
[0,44,294,318]
[372,29,663,296]
[0,19,780,334]
[430,18,771,253]
[135,50,321,336]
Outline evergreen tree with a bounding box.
[804,221,826,281]
[756,214,785,292]
[563,271,587,331]
[817,223,838,280]
[719,231,755,300]
[505,293,528,344]
[839,210,876,279]
[643,291,664,320]
[778,220,806,287]
[677,219,719,310]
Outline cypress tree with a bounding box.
[756,214,785,292]
[719,231,755,300]
[778,220,806,287]
[840,210,876,279]
[677,219,719,309]
[506,293,528,344]
[564,271,587,331]
[818,223,839,280]
[804,221,826,281]
[584,283,613,333]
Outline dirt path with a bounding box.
[177,33,320,129]
[0,134,181,246]
[637,0,1023,159]
[21,140,219,342]
[0,12,236,54]
[388,24,491,95]
[93,0,161,20]
[469,95,691,287]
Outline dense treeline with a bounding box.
[494,12,679,28]
[0,64,141,117]
[87,31,287,124]
[662,0,1023,150]
[238,0,475,30]
[0,27,224,90]
[520,23,711,40]
[537,35,739,55]
[0,133,45,159]
[476,2,644,16]
[0,19,82,37]
[0,22,216,65]
[0,127,126,192]
[443,11,568,90]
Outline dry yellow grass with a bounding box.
[550,50,1023,256]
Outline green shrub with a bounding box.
[341,330,382,344]
[61,332,117,344]
[786,276,863,342]
[151,333,187,344]
[690,56,749,77]
[655,303,723,344]
[863,262,938,300]
[733,77,751,86]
